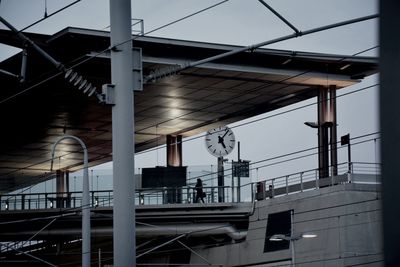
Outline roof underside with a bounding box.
[0,27,377,193]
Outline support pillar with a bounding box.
[110,0,136,266]
[56,170,66,208]
[381,1,400,265]
[329,85,338,176]
[218,157,224,202]
[317,87,329,178]
[166,135,182,167]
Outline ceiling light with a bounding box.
[340,64,351,71]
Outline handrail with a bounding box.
[0,162,381,211]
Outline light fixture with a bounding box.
[5,201,9,210]
[302,233,317,238]
[304,122,319,128]
[49,201,53,208]
[269,233,317,241]
[269,234,286,241]
[282,58,292,65]
[304,121,334,128]
[270,93,296,104]
[340,64,351,71]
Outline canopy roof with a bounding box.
[0,27,377,193]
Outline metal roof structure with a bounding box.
[0,27,377,193]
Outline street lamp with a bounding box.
[269,232,317,266]
[305,121,335,178]
[50,135,91,267]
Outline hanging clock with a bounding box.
[205,125,235,157]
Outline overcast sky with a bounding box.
[0,0,379,183]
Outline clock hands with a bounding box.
[222,128,229,138]
[218,135,226,148]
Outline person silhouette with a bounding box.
[195,178,205,203]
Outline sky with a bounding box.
[0,0,379,188]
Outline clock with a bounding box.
[205,126,235,157]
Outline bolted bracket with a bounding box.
[101,84,115,105]
[132,47,143,91]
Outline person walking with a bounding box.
[195,178,205,203]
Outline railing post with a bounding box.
[300,172,304,192]
[286,175,289,195]
[251,182,254,202]
[21,195,25,210]
[186,187,189,203]
[91,191,95,207]
[271,179,275,198]
[315,170,319,189]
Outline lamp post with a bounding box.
[305,121,334,178]
[51,135,90,267]
[269,232,317,267]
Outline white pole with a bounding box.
[109,0,136,266]
[51,135,90,267]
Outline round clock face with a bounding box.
[205,126,235,157]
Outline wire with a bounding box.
[0,212,77,225]
[18,0,82,33]
[141,0,229,37]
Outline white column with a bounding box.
[110,0,136,266]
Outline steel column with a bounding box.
[329,85,338,176]
[380,1,400,265]
[166,135,182,167]
[218,157,224,202]
[110,0,136,266]
[317,87,329,178]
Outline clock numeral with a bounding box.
[208,145,213,148]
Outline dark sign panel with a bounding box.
[233,160,250,177]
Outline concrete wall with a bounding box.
[190,183,383,266]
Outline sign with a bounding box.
[232,160,250,177]
[341,134,350,146]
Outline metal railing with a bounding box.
[0,162,381,211]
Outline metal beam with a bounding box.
[258,0,300,34]
[0,16,62,69]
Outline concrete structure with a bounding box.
[190,182,383,266]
